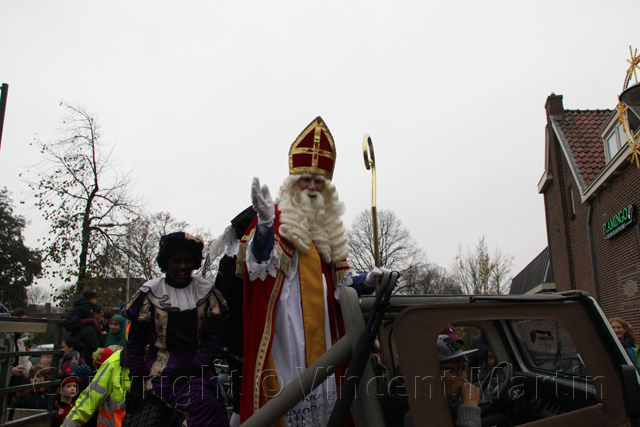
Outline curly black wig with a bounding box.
[156,232,205,273]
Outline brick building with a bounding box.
[512,91,640,328]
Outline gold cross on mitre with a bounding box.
[288,116,337,181]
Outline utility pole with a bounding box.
[126,229,131,303]
[0,84,8,151]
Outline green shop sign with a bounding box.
[603,204,635,239]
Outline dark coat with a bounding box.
[63,295,94,326]
[214,254,244,357]
[467,332,491,383]
[9,389,49,410]
[70,325,99,364]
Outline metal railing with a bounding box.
[0,316,65,427]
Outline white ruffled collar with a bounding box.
[139,276,214,311]
[225,239,240,257]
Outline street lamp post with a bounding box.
[126,236,131,303]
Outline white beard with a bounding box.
[299,189,324,222]
[277,177,348,264]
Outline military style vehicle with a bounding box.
[242,271,640,427]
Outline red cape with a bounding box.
[238,208,350,422]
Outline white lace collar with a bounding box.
[139,276,214,311]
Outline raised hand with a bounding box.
[251,177,274,227]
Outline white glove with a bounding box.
[364,266,390,287]
[251,177,275,228]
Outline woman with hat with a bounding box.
[124,232,229,427]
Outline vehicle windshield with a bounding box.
[509,319,588,377]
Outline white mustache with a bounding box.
[300,189,323,203]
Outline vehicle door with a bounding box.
[394,296,640,427]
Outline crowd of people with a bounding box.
[5,116,640,427]
[7,297,125,426]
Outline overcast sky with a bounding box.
[1,1,638,288]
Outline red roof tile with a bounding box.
[552,109,612,187]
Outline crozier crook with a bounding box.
[363,134,380,290]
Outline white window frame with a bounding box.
[602,112,630,162]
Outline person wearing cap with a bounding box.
[433,335,512,427]
[92,347,114,369]
[124,232,229,427]
[441,324,465,346]
[56,376,78,425]
[62,349,130,427]
[436,334,483,427]
[238,117,381,426]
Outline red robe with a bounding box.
[237,208,350,424]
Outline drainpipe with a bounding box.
[636,223,640,262]
[587,200,601,304]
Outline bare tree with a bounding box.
[26,103,141,303]
[348,210,418,272]
[26,285,53,306]
[109,211,214,285]
[348,209,457,295]
[97,213,179,284]
[394,262,460,295]
[451,236,514,295]
[192,226,216,282]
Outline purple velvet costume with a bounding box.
[125,276,230,426]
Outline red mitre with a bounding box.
[288,116,336,180]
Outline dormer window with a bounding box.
[601,111,630,162]
[605,123,625,160]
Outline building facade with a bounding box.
[516,90,640,327]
